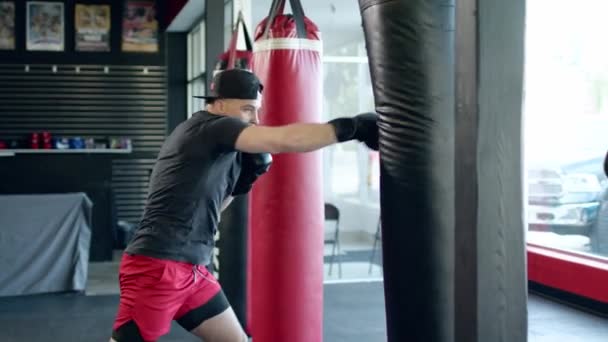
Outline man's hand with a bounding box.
[232,153,273,195]
[604,150,608,177]
[328,112,379,150]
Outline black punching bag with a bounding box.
[359,1,455,341]
[212,11,255,330]
[215,195,249,329]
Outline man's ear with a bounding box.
[216,100,226,114]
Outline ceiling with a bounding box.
[250,0,367,53]
[166,0,206,32]
[167,0,368,54]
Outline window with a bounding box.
[318,23,381,281]
[187,21,206,117]
[323,49,378,204]
[524,0,608,260]
[224,1,233,48]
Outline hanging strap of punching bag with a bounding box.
[263,0,307,39]
[214,10,254,74]
[227,11,253,69]
[255,0,322,54]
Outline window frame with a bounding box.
[527,243,608,303]
[187,21,207,117]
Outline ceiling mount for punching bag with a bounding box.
[262,0,307,39]
[248,1,324,341]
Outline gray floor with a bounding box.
[0,281,606,341]
[528,294,608,342]
[81,249,608,341]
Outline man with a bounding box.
[110,68,378,342]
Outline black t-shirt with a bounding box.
[125,111,250,265]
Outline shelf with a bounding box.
[0,148,132,156]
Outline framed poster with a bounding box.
[0,1,15,50]
[26,1,64,51]
[75,4,110,52]
[122,1,158,53]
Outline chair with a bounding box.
[324,203,342,278]
[369,216,382,275]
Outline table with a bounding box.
[0,193,92,297]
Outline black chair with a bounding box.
[324,203,342,278]
[369,216,382,275]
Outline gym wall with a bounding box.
[0,0,170,261]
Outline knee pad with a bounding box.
[112,321,146,342]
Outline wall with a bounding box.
[0,0,169,260]
[0,0,165,65]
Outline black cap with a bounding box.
[194,69,263,102]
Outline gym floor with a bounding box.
[1,243,606,341]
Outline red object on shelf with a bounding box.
[41,131,52,149]
[30,132,39,149]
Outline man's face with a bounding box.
[217,93,262,124]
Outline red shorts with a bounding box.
[112,253,228,341]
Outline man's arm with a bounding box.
[229,113,377,197]
[234,113,378,154]
[235,123,337,154]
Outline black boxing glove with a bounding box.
[328,112,379,150]
[604,150,608,177]
[232,152,273,196]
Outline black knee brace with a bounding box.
[111,321,147,342]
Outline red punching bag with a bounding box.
[215,11,253,72]
[249,0,324,341]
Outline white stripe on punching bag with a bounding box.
[254,37,323,52]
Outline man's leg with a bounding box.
[110,253,184,342]
[175,266,247,342]
[189,305,247,342]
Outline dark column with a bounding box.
[454,0,479,340]
[165,32,188,134]
[205,0,228,92]
[216,196,249,330]
[475,0,527,340]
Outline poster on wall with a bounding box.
[75,4,111,52]
[121,1,158,53]
[0,2,15,50]
[26,1,64,51]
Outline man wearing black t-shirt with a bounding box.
[110,69,379,342]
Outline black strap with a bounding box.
[263,0,283,39]
[263,0,307,39]
[236,11,253,51]
[227,11,253,69]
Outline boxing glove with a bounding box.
[328,112,379,150]
[604,150,608,177]
[232,152,273,195]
